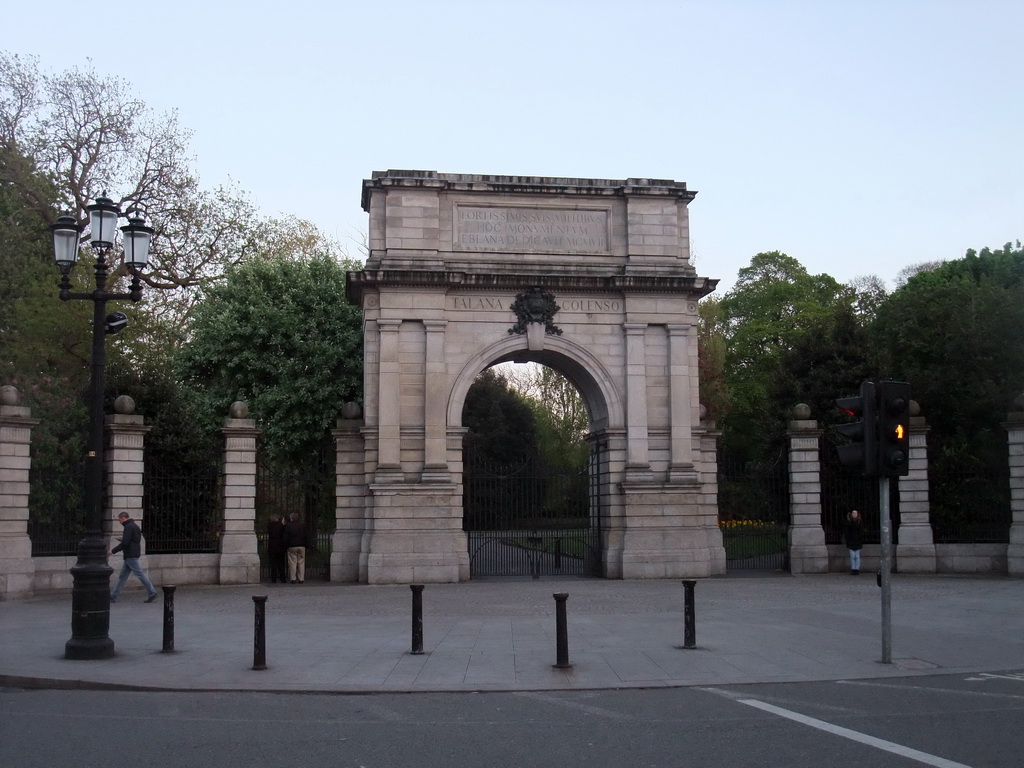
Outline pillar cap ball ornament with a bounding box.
[341,401,363,420]
[1014,393,1024,411]
[792,403,811,420]
[113,395,136,415]
[910,399,921,417]
[1,385,20,406]
[229,401,250,418]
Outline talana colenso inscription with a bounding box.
[456,206,609,253]
[450,296,622,313]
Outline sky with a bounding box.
[3,0,1021,294]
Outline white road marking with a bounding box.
[738,698,974,768]
[837,679,1024,700]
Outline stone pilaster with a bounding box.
[787,407,828,573]
[1004,398,1024,576]
[332,408,365,582]
[622,322,652,481]
[218,402,261,584]
[897,408,936,572]
[0,386,39,598]
[375,319,403,481]
[422,319,449,481]
[666,324,697,482]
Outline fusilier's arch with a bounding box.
[338,171,725,583]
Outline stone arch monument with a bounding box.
[339,170,725,583]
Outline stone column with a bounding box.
[332,404,365,583]
[1005,394,1024,576]
[0,386,39,599]
[422,320,449,481]
[375,319,402,481]
[622,322,651,480]
[219,401,261,584]
[897,402,936,572]
[787,404,828,573]
[666,324,697,482]
[104,396,151,550]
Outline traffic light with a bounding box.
[835,380,877,476]
[877,380,911,477]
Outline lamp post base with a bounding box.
[64,536,115,660]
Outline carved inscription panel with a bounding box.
[456,206,609,253]
[448,295,623,313]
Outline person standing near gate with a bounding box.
[284,512,308,584]
[267,514,288,583]
[109,512,158,602]
[844,509,864,575]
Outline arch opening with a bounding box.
[459,354,609,578]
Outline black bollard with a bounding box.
[252,595,268,670]
[682,579,697,649]
[553,592,572,669]
[161,585,176,653]
[410,584,425,655]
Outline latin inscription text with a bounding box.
[457,206,608,252]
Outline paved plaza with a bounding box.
[2,574,1022,693]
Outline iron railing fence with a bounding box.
[929,468,1011,544]
[717,450,789,570]
[28,466,86,556]
[256,530,333,581]
[254,442,336,580]
[143,457,223,554]
[819,435,886,545]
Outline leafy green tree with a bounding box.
[873,242,1023,441]
[871,242,1024,538]
[175,254,363,466]
[697,297,730,421]
[719,251,860,461]
[1,53,351,349]
[461,367,539,468]
[769,303,874,432]
[500,364,588,471]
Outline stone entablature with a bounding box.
[357,171,703,279]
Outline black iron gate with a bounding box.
[464,444,603,578]
[718,450,789,571]
[255,447,335,582]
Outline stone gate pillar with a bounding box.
[219,401,261,584]
[104,396,151,555]
[787,404,828,573]
[896,402,936,572]
[332,403,365,582]
[0,386,39,598]
[697,408,726,574]
[1005,394,1024,576]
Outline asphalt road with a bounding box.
[3,670,1022,767]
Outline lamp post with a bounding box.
[50,195,154,660]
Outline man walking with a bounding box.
[284,512,309,584]
[110,512,158,603]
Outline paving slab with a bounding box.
[1,574,1022,693]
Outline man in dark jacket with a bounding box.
[267,514,288,584]
[110,512,158,603]
[283,512,308,584]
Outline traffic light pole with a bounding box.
[879,476,892,664]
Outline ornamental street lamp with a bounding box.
[50,195,154,660]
